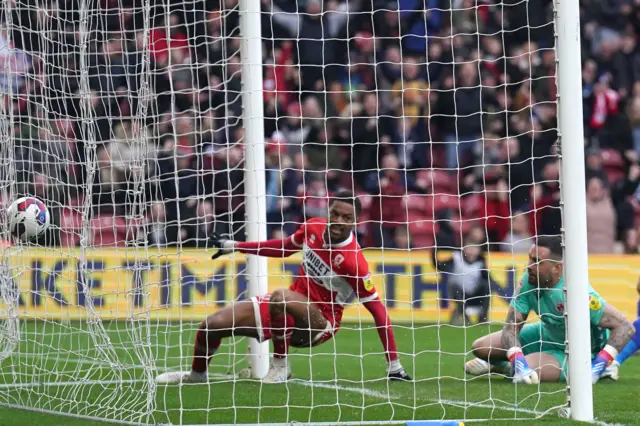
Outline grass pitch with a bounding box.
[0,320,638,425]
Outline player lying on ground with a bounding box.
[464,236,635,384]
[156,190,411,384]
[601,277,640,380]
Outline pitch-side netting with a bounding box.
[0,0,613,425]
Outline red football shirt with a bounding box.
[288,218,377,317]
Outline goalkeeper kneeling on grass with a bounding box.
[465,236,635,384]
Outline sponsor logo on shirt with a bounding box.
[363,274,373,291]
[302,248,332,281]
[589,296,601,311]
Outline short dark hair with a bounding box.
[535,235,563,260]
[329,190,362,216]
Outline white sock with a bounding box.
[272,356,287,367]
[387,359,402,374]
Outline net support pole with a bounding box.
[239,0,270,379]
[555,0,594,421]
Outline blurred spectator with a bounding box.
[586,176,616,254]
[302,176,330,220]
[502,212,532,253]
[434,210,457,250]
[434,63,484,169]
[369,153,428,247]
[480,175,510,245]
[530,160,562,236]
[394,226,411,250]
[390,57,428,128]
[265,137,298,237]
[351,92,395,189]
[0,24,30,94]
[147,201,179,247]
[585,147,609,185]
[265,0,360,91]
[174,199,212,247]
[433,229,496,326]
[6,0,640,254]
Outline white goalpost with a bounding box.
[555,0,593,421]
[238,0,270,380]
[0,0,609,424]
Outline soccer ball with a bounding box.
[7,197,51,241]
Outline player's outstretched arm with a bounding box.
[598,304,636,352]
[592,303,635,384]
[211,230,304,259]
[501,306,527,350]
[363,297,411,381]
[501,306,538,384]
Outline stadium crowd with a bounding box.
[2,0,640,254]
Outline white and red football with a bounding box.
[7,197,50,242]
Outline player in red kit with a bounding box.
[156,191,411,384]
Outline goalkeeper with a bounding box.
[465,236,635,384]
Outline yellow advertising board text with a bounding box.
[1,249,638,322]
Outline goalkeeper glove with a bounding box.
[508,347,539,384]
[591,345,618,384]
[210,233,236,260]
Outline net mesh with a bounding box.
[0,0,609,424]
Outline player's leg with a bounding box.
[263,288,329,383]
[466,323,560,380]
[520,323,565,382]
[465,331,511,376]
[474,280,491,324]
[448,282,466,326]
[523,350,563,382]
[156,300,259,384]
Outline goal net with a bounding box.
[0,0,617,425]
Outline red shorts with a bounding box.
[250,293,338,344]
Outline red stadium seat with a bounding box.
[462,193,483,216]
[408,215,435,249]
[416,170,456,194]
[90,215,128,247]
[432,194,462,214]
[404,194,433,216]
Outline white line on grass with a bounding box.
[2,353,626,426]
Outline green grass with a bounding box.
[0,320,638,426]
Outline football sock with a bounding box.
[614,318,640,365]
[191,327,221,373]
[272,313,295,359]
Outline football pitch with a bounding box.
[0,321,638,426]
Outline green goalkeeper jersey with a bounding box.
[510,271,610,354]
